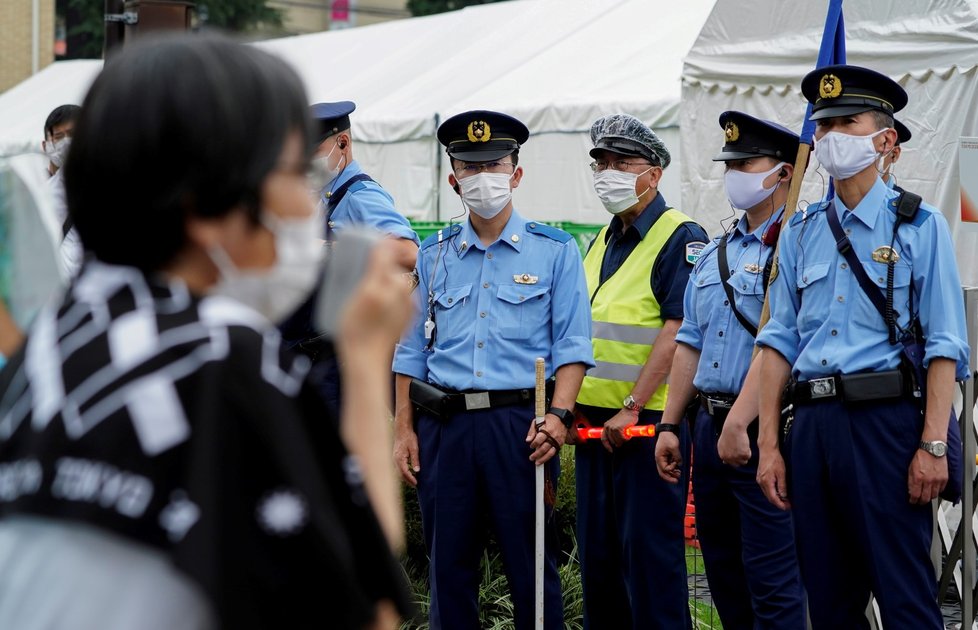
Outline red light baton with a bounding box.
[575,424,656,441]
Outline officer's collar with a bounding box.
[456,209,524,257]
[833,176,889,229]
[606,191,667,242]
[735,205,785,240]
[327,158,362,195]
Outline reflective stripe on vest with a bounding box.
[576,208,691,411]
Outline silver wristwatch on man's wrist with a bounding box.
[622,395,641,412]
[919,440,948,457]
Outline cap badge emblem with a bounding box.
[819,74,843,99]
[724,121,739,143]
[467,120,491,143]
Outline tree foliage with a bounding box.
[65,0,281,59]
[406,0,507,18]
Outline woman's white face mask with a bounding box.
[724,162,786,211]
[208,212,323,323]
[814,128,889,180]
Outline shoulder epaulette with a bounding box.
[525,221,573,243]
[347,180,370,194]
[420,224,462,250]
[887,189,926,227]
[789,201,828,227]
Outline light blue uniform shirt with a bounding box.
[677,209,783,393]
[323,160,419,244]
[393,210,594,391]
[757,177,969,381]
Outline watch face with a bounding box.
[932,442,948,457]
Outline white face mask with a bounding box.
[592,167,651,215]
[308,141,345,192]
[724,162,786,211]
[458,172,513,220]
[814,128,888,180]
[46,137,71,170]
[208,212,323,323]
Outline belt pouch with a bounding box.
[840,371,903,402]
[409,379,450,420]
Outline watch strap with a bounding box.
[656,422,680,435]
[548,406,574,428]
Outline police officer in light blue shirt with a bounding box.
[280,101,420,416]
[756,65,969,629]
[656,112,805,630]
[392,110,593,630]
[308,101,419,267]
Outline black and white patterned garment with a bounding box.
[0,261,410,629]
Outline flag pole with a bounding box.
[754,0,845,348]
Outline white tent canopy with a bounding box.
[0,0,717,226]
[680,0,978,284]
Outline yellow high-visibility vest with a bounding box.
[577,208,692,411]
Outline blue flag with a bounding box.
[801,0,846,145]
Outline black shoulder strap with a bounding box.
[825,200,903,344]
[324,173,374,239]
[717,231,759,337]
[326,174,374,213]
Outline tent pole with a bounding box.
[433,113,441,223]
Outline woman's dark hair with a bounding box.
[65,33,313,272]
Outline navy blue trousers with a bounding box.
[785,398,943,629]
[416,404,562,630]
[692,409,806,630]
[575,407,692,630]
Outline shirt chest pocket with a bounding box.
[434,284,473,346]
[728,269,766,319]
[852,260,912,328]
[495,284,551,340]
[692,273,723,325]
[796,262,831,332]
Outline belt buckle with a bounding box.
[464,392,491,411]
[705,398,717,415]
[808,377,837,399]
[705,397,731,415]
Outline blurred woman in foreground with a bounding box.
[0,33,411,629]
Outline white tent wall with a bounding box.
[680,0,978,284]
[0,0,712,227]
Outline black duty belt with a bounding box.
[409,378,555,420]
[700,392,737,416]
[787,370,909,405]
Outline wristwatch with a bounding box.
[548,406,574,429]
[919,440,948,457]
[622,395,641,412]
[656,422,681,435]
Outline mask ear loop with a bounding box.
[635,165,656,200]
[873,128,896,176]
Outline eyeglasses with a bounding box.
[454,161,516,177]
[589,159,654,173]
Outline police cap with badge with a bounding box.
[801,64,907,120]
[713,111,800,163]
[588,113,672,168]
[310,100,355,144]
[437,110,529,162]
